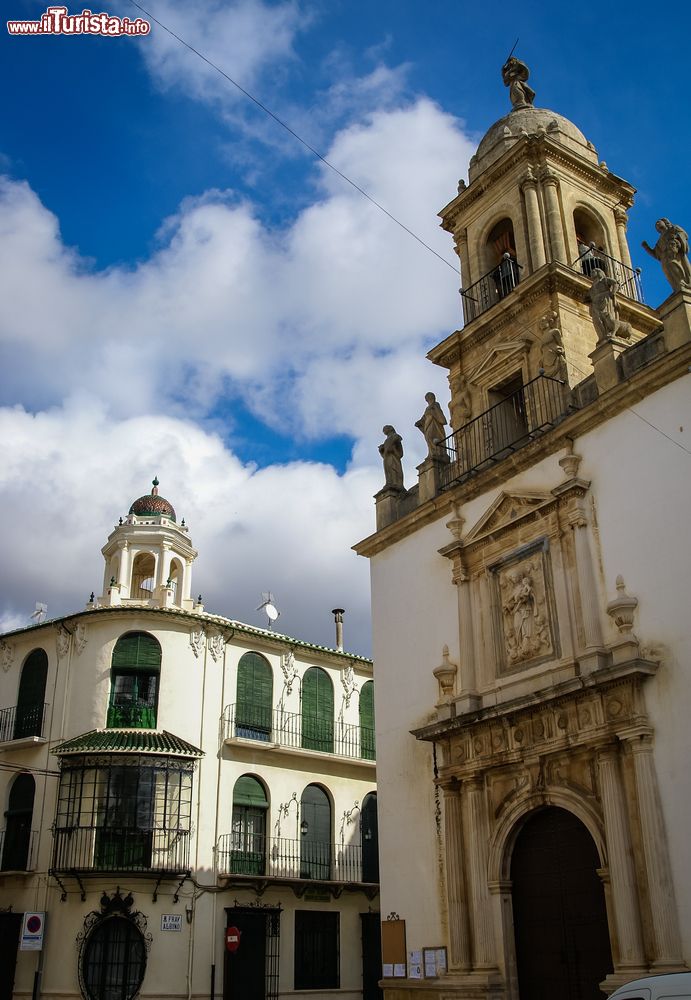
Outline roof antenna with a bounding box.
[256,592,280,630]
[30,602,48,624]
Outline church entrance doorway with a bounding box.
[510,806,612,1000]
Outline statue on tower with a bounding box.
[641,218,691,292]
[415,393,449,460]
[379,426,405,490]
[502,57,535,110]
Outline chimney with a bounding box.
[332,609,345,651]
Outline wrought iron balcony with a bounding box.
[570,244,643,303]
[0,828,38,872]
[461,254,521,324]
[439,374,574,492]
[0,703,47,743]
[51,826,190,874]
[220,703,375,762]
[106,703,157,729]
[216,833,378,884]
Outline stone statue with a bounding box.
[450,374,473,430]
[585,268,631,343]
[415,392,449,460]
[538,313,567,380]
[501,57,535,111]
[642,218,691,292]
[379,426,404,489]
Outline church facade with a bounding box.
[356,60,691,999]
[0,481,380,1000]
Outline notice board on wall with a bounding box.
[381,919,407,978]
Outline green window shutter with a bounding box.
[236,653,273,736]
[301,668,334,753]
[112,633,161,670]
[233,776,268,809]
[359,681,376,760]
[14,649,48,739]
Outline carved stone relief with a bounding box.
[497,553,553,667]
[207,633,224,662]
[0,641,15,672]
[56,626,70,660]
[189,629,205,658]
[74,622,88,655]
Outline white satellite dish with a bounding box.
[30,602,48,624]
[256,592,280,629]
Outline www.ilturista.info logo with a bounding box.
[7,6,151,35]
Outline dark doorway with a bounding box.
[2,774,35,871]
[0,912,22,1000]
[361,912,383,1000]
[224,907,280,1000]
[488,372,529,456]
[300,785,331,879]
[511,807,612,1000]
[361,793,379,883]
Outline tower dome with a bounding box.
[129,477,176,521]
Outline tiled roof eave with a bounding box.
[53,728,203,757]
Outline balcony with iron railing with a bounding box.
[220,703,376,763]
[461,254,521,324]
[570,243,643,303]
[51,826,190,875]
[439,374,574,492]
[0,703,48,746]
[216,832,379,887]
[0,828,38,872]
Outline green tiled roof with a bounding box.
[53,729,203,757]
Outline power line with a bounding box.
[125,0,459,276]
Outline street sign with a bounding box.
[161,914,183,932]
[20,912,45,951]
[226,926,241,952]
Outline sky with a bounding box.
[1,0,689,655]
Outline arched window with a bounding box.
[107,632,161,729]
[359,681,375,760]
[301,667,334,753]
[231,775,268,875]
[361,792,379,883]
[168,558,183,599]
[1,774,35,871]
[300,784,331,880]
[81,915,146,1000]
[130,552,156,601]
[236,652,273,741]
[14,649,48,739]
[573,208,609,276]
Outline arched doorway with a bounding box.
[511,807,612,1000]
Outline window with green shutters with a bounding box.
[300,784,331,880]
[231,775,268,875]
[301,668,334,753]
[107,633,161,729]
[236,653,273,740]
[14,649,48,740]
[359,681,375,760]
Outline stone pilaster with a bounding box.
[541,169,567,264]
[596,747,646,971]
[454,229,472,291]
[522,172,546,270]
[442,784,472,971]
[417,455,449,504]
[462,778,497,970]
[568,504,606,671]
[624,733,684,969]
[613,206,634,271]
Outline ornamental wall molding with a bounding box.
[0,641,15,672]
[189,628,205,658]
[340,664,358,708]
[56,626,71,660]
[280,650,298,695]
[207,633,225,662]
[74,622,88,656]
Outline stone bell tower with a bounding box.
[435,57,662,431]
[97,478,199,612]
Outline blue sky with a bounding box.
[1,0,689,653]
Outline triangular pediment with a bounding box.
[466,337,532,386]
[465,490,553,542]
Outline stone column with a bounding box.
[156,541,172,590]
[442,785,472,970]
[541,169,567,264]
[568,506,605,669]
[454,229,472,290]
[463,778,496,970]
[522,172,546,271]
[596,747,646,971]
[614,207,634,271]
[117,540,130,589]
[625,733,684,968]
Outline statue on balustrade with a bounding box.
[642,218,691,292]
[379,426,405,490]
[585,268,632,344]
[415,392,449,460]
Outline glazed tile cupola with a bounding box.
[99,477,198,610]
[435,57,660,424]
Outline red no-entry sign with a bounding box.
[226,926,241,952]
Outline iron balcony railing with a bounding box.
[461,254,521,324]
[571,243,643,303]
[0,829,38,872]
[220,703,375,761]
[51,826,190,874]
[0,703,48,743]
[439,374,573,492]
[216,833,377,884]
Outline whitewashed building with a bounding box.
[355,61,691,1000]
[0,480,379,1000]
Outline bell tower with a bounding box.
[434,58,661,430]
[98,478,198,612]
